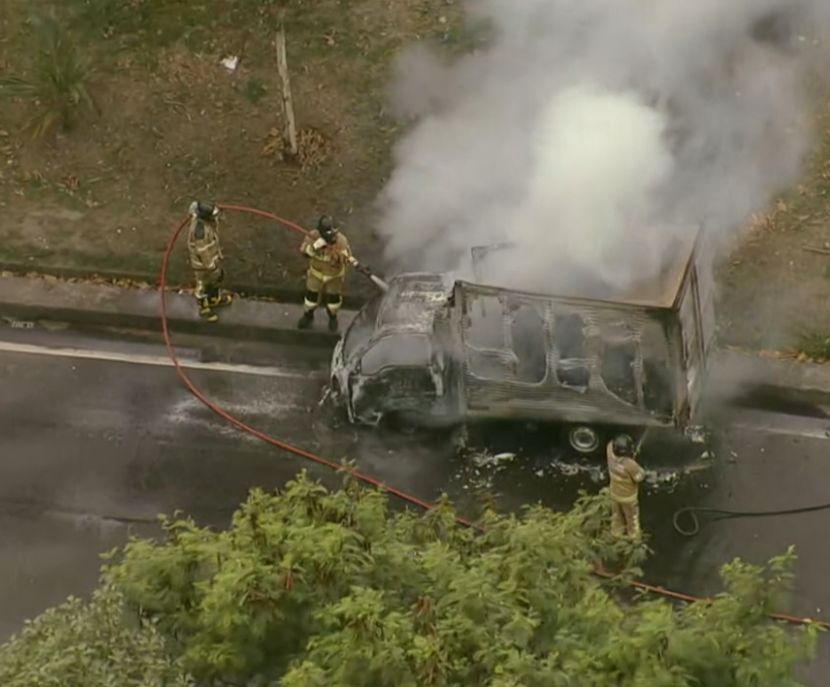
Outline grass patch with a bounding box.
[434,15,493,54]
[69,0,214,46]
[0,11,98,139]
[242,78,267,105]
[797,331,830,361]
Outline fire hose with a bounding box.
[159,203,830,632]
[673,503,830,537]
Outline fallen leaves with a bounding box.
[261,126,332,170]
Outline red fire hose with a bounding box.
[159,203,830,631]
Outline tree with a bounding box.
[0,585,191,687]
[0,472,818,686]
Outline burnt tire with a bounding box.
[567,425,602,455]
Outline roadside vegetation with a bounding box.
[0,12,97,139]
[0,473,817,686]
[795,331,830,362]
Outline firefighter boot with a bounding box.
[297,310,314,330]
[208,292,233,309]
[327,313,338,333]
[198,298,219,323]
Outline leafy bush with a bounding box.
[0,586,191,687]
[797,331,830,361]
[0,12,97,139]
[0,473,818,686]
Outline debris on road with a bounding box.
[470,450,516,469]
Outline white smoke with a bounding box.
[376,0,830,296]
[501,85,673,294]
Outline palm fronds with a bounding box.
[0,12,98,139]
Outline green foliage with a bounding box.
[103,473,815,686]
[797,331,830,360]
[243,77,268,104]
[0,585,192,687]
[0,12,97,139]
[0,474,818,685]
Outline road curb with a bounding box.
[0,262,369,310]
[0,274,355,349]
[3,273,830,404]
[709,350,830,410]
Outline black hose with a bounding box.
[673,502,830,536]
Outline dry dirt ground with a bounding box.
[1,1,829,354]
[717,102,830,356]
[0,0,464,301]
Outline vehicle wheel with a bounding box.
[567,425,602,455]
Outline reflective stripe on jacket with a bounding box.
[301,230,351,279]
[187,219,223,272]
[607,445,645,504]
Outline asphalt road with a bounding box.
[1,321,829,681]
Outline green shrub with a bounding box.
[0,585,192,687]
[797,331,830,360]
[243,77,268,104]
[0,12,98,139]
[0,474,818,686]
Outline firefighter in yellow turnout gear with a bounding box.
[607,434,646,539]
[298,216,355,332]
[187,201,232,323]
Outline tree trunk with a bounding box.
[275,21,299,159]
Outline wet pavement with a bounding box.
[1,321,829,682]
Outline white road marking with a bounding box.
[0,339,325,380]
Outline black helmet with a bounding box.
[317,215,339,243]
[612,434,635,457]
[190,201,219,222]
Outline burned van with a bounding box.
[329,232,715,453]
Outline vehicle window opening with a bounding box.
[680,289,702,394]
[510,304,547,384]
[554,313,590,389]
[601,341,638,406]
[465,294,505,349]
[643,358,674,416]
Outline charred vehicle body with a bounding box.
[330,233,715,453]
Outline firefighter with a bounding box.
[297,215,354,332]
[606,434,646,539]
[187,201,232,323]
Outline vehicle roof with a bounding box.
[376,229,700,336]
[375,273,452,335]
[471,229,701,310]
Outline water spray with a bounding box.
[349,256,389,292]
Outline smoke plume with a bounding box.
[377,0,830,298]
